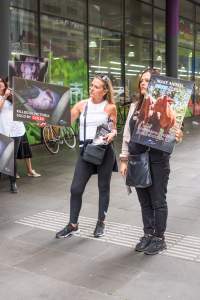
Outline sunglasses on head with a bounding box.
[95,74,110,83]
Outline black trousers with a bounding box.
[135,158,170,238]
[69,145,115,224]
[9,136,21,184]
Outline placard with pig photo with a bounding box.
[13,77,71,126]
[132,75,194,153]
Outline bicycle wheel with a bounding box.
[43,126,60,154]
[62,127,76,149]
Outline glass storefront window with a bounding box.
[125,36,152,101]
[154,0,165,9]
[41,15,88,103]
[178,47,193,81]
[40,0,86,23]
[179,18,194,49]
[10,7,38,56]
[10,0,37,11]
[89,0,122,31]
[196,24,200,51]
[125,0,152,38]
[154,42,165,74]
[180,0,194,20]
[154,8,165,41]
[196,6,200,24]
[89,26,122,101]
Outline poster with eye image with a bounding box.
[0,134,14,176]
[8,59,48,87]
[13,77,71,126]
[132,75,194,153]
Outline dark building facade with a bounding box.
[0,0,200,142]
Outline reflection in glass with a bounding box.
[10,0,37,11]
[89,26,122,102]
[178,47,193,81]
[89,0,122,31]
[154,0,165,9]
[125,36,151,102]
[125,0,152,38]
[179,18,194,49]
[41,15,87,101]
[154,42,165,74]
[180,0,194,20]
[10,8,38,56]
[154,8,165,41]
[40,0,86,23]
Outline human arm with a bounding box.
[119,103,137,176]
[104,104,117,144]
[71,100,86,124]
[0,88,12,110]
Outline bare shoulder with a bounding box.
[73,99,87,112]
[105,103,117,113]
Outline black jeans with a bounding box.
[69,144,115,224]
[9,136,21,184]
[135,158,170,238]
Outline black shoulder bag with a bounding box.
[82,103,106,165]
[126,148,152,188]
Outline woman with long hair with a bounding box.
[120,68,183,255]
[0,77,25,193]
[56,74,117,239]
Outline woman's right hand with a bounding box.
[120,161,128,177]
[4,88,12,99]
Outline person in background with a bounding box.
[56,74,117,239]
[16,131,41,178]
[0,77,25,193]
[120,68,183,255]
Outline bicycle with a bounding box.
[43,125,76,154]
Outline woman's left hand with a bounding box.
[175,128,183,143]
[104,132,116,144]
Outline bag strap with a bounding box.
[83,102,88,142]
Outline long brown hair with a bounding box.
[94,74,115,104]
[137,67,160,108]
[0,77,8,95]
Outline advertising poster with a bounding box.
[8,56,48,87]
[13,77,71,126]
[0,134,14,176]
[132,75,194,153]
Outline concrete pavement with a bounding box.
[0,117,200,300]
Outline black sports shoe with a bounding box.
[10,182,18,193]
[144,236,167,255]
[135,234,153,252]
[94,221,105,238]
[56,223,80,239]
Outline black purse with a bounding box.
[82,103,106,165]
[126,149,152,188]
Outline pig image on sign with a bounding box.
[27,87,60,111]
[153,95,176,134]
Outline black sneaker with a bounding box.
[144,236,167,255]
[56,223,80,239]
[10,182,18,193]
[93,221,105,238]
[135,234,153,252]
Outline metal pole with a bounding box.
[166,0,179,78]
[0,0,10,78]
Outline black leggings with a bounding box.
[69,145,115,224]
[9,136,21,184]
[135,158,170,238]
